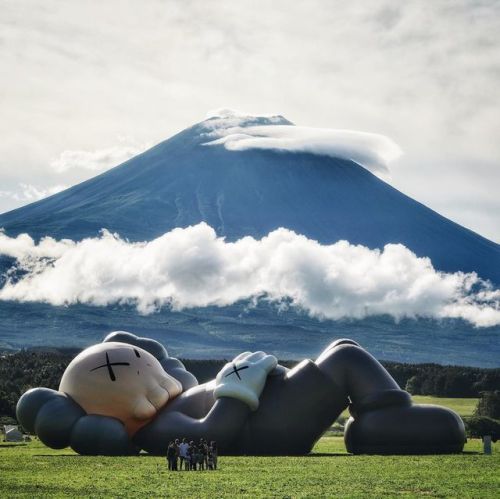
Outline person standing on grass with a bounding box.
[186,439,193,470]
[186,442,192,470]
[179,437,189,470]
[210,441,218,470]
[189,441,196,470]
[166,441,176,471]
[187,439,193,470]
[207,449,214,470]
[200,438,208,469]
[174,438,182,471]
[196,444,205,471]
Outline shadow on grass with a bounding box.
[33,451,478,458]
[32,454,163,458]
[33,452,351,458]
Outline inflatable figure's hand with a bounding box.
[214,351,277,411]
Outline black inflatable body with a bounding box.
[17,333,466,455]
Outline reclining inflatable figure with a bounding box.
[17,332,466,455]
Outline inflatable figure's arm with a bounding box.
[134,397,250,452]
[134,351,278,453]
[214,351,278,410]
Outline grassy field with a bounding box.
[411,396,479,418]
[0,437,498,498]
[1,397,497,498]
[339,395,479,420]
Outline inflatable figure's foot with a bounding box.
[17,387,138,455]
[70,415,138,456]
[344,404,466,454]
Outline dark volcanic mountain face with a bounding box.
[0,113,499,366]
[0,114,498,284]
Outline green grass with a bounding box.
[411,396,478,418]
[0,437,498,498]
[339,396,479,420]
[0,397,491,497]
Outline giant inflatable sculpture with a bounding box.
[17,332,466,455]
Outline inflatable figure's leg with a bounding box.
[17,388,85,449]
[315,340,466,454]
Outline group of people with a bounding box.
[166,438,218,471]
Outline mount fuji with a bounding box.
[0,111,499,366]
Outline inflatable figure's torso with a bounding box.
[134,359,346,455]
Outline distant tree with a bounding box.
[465,416,500,442]
[0,415,17,426]
[475,391,500,420]
[405,375,421,395]
[0,391,12,418]
[473,373,500,393]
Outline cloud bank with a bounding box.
[1,223,498,327]
[50,142,149,173]
[0,183,67,204]
[203,119,402,176]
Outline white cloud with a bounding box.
[0,223,498,327]
[205,108,281,120]
[0,183,67,203]
[50,141,149,173]
[0,231,74,261]
[203,120,402,176]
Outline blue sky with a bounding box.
[1,0,499,242]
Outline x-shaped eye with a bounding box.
[224,363,249,380]
[90,352,131,381]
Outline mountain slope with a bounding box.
[1,114,499,365]
[1,115,498,284]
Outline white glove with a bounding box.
[213,351,278,411]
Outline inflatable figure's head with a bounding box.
[59,342,182,435]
